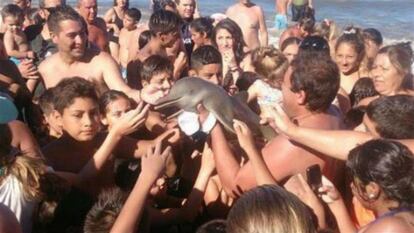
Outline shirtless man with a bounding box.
[77,0,109,52]
[38,6,151,103]
[274,0,289,31]
[226,0,268,50]
[210,52,343,195]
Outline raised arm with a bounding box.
[257,7,268,47]
[266,105,374,160]
[233,119,276,185]
[110,142,170,233]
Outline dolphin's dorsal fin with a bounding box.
[233,91,249,103]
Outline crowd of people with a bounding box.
[0,0,413,233]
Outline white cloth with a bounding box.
[177,111,217,136]
[0,175,37,233]
[254,80,283,107]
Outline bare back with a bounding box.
[236,111,344,190]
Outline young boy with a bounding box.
[189,45,223,86]
[42,77,178,196]
[127,10,182,83]
[1,4,35,61]
[38,87,63,143]
[118,8,145,79]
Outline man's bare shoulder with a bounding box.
[39,53,60,71]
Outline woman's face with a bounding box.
[190,27,206,47]
[116,0,126,8]
[282,43,299,63]
[371,53,404,95]
[215,28,233,53]
[335,42,360,75]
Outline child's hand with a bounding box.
[173,51,188,75]
[233,119,256,153]
[318,176,342,204]
[158,128,181,145]
[222,49,237,69]
[141,142,171,181]
[111,102,149,136]
[26,51,35,59]
[141,83,167,105]
[261,104,296,135]
[200,143,215,174]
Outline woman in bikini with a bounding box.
[104,0,129,59]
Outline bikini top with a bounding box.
[112,7,124,30]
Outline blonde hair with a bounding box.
[2,154,46,201]
[227,185,316,233]
[251,46,289,87]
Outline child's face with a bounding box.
[145,71,173,96]
[59,97,100,141]
[194,63,222,85]
[44,112,63,137]
[3,16,23,33]
[102,97,131,129]
[122,15,137,30]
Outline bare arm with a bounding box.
[149,146,215,225]
[267,105,374,160]
[233,120,276,185]
[9,120,42,158]
[3,31,29,59]
[257,7,268,47]
[110,143,170,233]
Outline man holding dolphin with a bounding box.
[207,52,344,196]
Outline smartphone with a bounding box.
[306,164,322,193]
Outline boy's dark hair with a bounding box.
[47,5,86,34]
[84,188,127,233]
[290,52,340,112]
[191,45,222,71]
[1,4,23,20]
[138,30,151,49]
[148,10,181,36]
[190,17,214,39]
[125,7,141,22]
[298,13,315,34]
[38,87,56,116]
[348,77,379,107]
[366,95,414,139]
[99,90,130,115]
[363,28,383,46]
[140,55,173,83]
[52,77,98,114]
[236,71,260,91]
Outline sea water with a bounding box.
[1,0,413,43]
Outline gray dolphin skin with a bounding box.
[154,77,277,141]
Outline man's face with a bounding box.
[78,0,97,23]
[59,97,100,141]
[176,0,195,19]
[194,63,222,85]
[53,19,87,59]
[41,0,64,20]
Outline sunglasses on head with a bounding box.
[299,36,330,51]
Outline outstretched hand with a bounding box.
[140,83,168,105]
[261,104,296,135]
[318,176,342,204]
[233,119,256,153]
[141,142,171,181]
[111,102,150,136]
